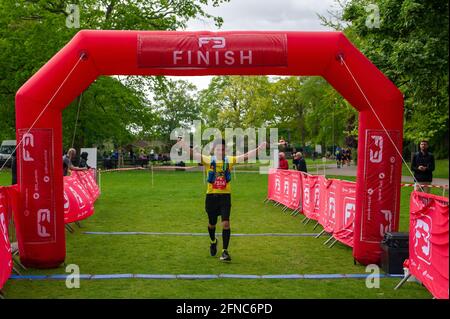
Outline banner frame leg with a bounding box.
[315,229,326,238]
[65,224,74,233]
[323,236,334,245]
[394,274,411,290]
[328,238,338,248]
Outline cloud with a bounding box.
[187,0,336,31]
[170,0,338,90]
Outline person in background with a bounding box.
[294,152,307,173]
[63,148,87,176]
[278,152,289,170]
[335,148,343,168]
[79,152,91,169]
[292,152,300,170]
[411,140,435,193]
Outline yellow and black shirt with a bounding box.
[201,155,237,194]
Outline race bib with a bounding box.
[212,176,227,190]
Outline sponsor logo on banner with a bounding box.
[292,181,298,201]
[22,133,35,162]
[63,190,70,213]
[283,180,289,196]
[275,178,281,193]
[369,135,383,163]
[18,128,55,244]
[414,215,432,265]
[303,185,310,207]
[314,184,320,211]
[344,201,356,227]
[0,212,9,250]
[329,195,336,220]
[137,33,288,68]
[37,209,51,238]
[362,129,400,243]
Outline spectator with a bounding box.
[292,152,300,169]
[278,152,289,170]
[63,148,87,176]
[335,148,343,168]
[411,140,435,193]
[294,152,307,173]
[79,152,90,169]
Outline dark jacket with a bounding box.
[296,158,307,173]
[411,151,435,182]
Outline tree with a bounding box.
[151,79,200,144]
[0,0,230,149]
[320,0,449,157]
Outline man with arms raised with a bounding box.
[181,139,266,261]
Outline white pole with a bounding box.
[273,149,279,170]
[98,169,102,194]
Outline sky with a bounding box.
[168,0,337,90]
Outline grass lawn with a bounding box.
[0,169,434,298]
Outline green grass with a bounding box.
[1,170,433,298]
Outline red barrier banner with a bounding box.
[268,169,282,203]
[63,176,94,224]
[288,171,302,210]
[267,168,276,201]
[63,169,99,224]
[319,179,340,233]
[333,181,357,247]
[0,187,13,290]
[72,170,100,201]
[301,173,320,220]
[408,191,449,299]
[312,176,325,221]
[280,170,293,208]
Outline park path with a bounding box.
[318,165,448,186]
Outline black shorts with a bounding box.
[205,193,231,225]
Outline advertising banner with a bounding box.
[17,128,56,244]
[333,181,357,247]
[138,33,288,68]
[408,191,448,299]
[0,187,12,290]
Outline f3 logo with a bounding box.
[63,190,70,212]
[22,133,35,162]
[304,186,310,206]
[283,180,289,195]
[414,217,432,265]
[328,197,336,219]
[0,212,10,247]
[344,202,355,225]
[379,209,392,237]
[292,182,297,199]
[37,209,51,238]
[198,37,226,49]
[275,178,281,192]
[369,135,383,163]
[314,185,320,210]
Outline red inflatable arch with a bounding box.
[15,31,403,268]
